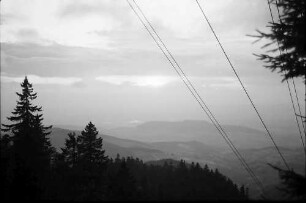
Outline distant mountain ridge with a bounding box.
[108,120,300,149]
[50,121,304,200]
[50,127,173,162]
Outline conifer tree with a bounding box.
[2,77,52,154]
[2,77,52,165]
[77,121,108,167]
[1,76,53,199]
[253,0,305,82]
[76,121,108,200]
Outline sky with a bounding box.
[1,0,305,135]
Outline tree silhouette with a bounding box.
[77,122,107,166]
[0,77,249,201]
[1,76,53,200]
[252,0,305,82]
[268,163,306,200]
[75,122,108,200]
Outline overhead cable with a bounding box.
[274,0,306,136]
[196,0,291,171]
[267,0,305,149]
[127,0,266,197]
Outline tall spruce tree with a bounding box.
[77,121,107,167]
[1,76,53,200]
[76,121,108,200]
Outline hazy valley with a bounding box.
[51,120,304,199]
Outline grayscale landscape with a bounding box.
[50,121,305,199]
[1,0,305,201]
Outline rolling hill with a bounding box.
[49,121,304,200]
[108,120,301,149]
[50,127,174,161]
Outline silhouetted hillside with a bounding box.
[121,157,248,200]
[42,127,249,200]
[146,159,185,167]
[150,141,222,165]
[50,127,173,161]
[49,125,304,200]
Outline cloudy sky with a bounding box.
[1,0,305,135]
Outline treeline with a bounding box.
[1,77,248,201]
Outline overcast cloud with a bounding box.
[1,0,304,135]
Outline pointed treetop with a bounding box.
[82,121,98,136]
[1,76,46,134]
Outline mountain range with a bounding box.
[106,120,302,149]
[50,120,305,200]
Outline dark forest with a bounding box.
[0,77,248,201]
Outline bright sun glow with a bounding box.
[136,76,175,87]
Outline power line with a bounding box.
[292,79,306,135]
[196,0,291,171]
[267,0,305,149]
[274,0,306,136]
[127,0,267,197]
[272,0,306,176]
[128,0,266,196]
[131,0,266,193]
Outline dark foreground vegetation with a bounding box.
[0,77,248,201]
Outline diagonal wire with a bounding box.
[131,0,266,194]
[273,0,306,176]
[292,79,306,135]
[267,0,305,149]
[274,0,306,136]
[127,0,267,197]
[129,0,265,195]
[196,0,291,171]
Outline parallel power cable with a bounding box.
[274,0,306,136]
[127,0,267,197]
[275,1,306,137]
[131,0,266,194]
[273,0,306,176]
[267,0,305,149]
[196,0,291,171]
[292,79,306,135]
[275,0,305,130]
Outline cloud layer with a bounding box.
[96,75,178,87]
[1,0,304,131]
[1,74,82,85]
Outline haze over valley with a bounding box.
[1,0,305,201]
[50,120,305,199]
